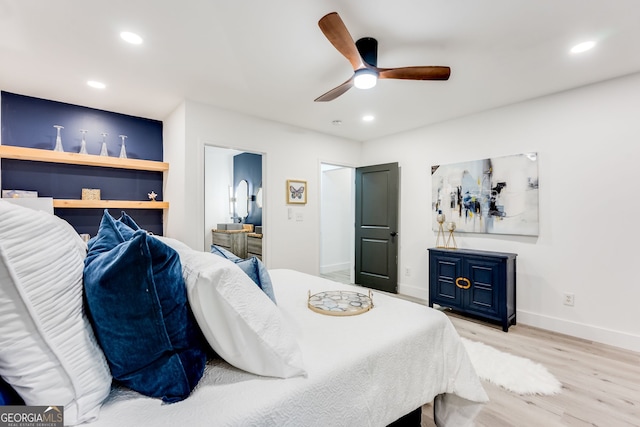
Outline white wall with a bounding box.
[204,146,239,248]
[164,100,361,275]
[361,72,640,352]
[163,102,186,238]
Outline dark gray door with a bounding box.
[355,162,399,293]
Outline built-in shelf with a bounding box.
[1,145,169,211]
[0,145,169,172]
[53,200,169,209]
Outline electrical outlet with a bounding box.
[563,293,575,306]
[405,267,411,277]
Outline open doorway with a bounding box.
[319,163,355,284]
[204,145,265,258]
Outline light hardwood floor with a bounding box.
[421,312,640,427]
[317,271,640,425]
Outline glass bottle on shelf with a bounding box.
[53,125,64,152]
[99,132,109,156]
[118,134,127,159]
[79,129,88,154]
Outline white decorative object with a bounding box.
[99,132,109,156]
[79,129,88,154]
[148,191,157,201]
[118,134,127,159]
[53,125,64,152]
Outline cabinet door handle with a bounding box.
[455,277,471,289]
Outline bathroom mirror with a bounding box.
[236,179,249,220]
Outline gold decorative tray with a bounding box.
[307,290,374,316]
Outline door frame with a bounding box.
[203,143,267,256]
[319,161,356,283]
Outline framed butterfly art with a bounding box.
[286,179,307,204]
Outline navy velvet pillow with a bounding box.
[0,377,24,405]
[210,245,276,304]
[84,213,207,403]
[87,210,137,250]
[118,210,141,231]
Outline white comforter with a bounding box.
[88,269,487,426]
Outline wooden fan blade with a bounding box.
[318,12,364,70]
[314,77,354,102]
[377,66,451,81]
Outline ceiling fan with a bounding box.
[314,12,451,102]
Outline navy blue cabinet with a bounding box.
[428,248,517,332]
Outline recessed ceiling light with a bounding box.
[570,40,596,54]
[120,31,143,45]
[87,80,106,89]
[362,115,375,122]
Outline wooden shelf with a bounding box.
[53,200,169,209]
[0,145,169,172]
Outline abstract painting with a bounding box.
[431,153,539,236]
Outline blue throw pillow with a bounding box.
[0,377,24,405]
[210,245,276,304]
[210,244,241,262]
[84,220,207,402]
[235,257,277,304]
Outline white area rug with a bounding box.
[461,337,562,395]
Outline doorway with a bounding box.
[320,162,399,293]
[319,163,355,284]
[204,145,265,254]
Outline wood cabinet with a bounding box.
[211,229,263,260]
[212,230,248,259]
[247,233,263,260]
[428,248,517,332]
[0,145,169,210]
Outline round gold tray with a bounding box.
[307,290,374,316]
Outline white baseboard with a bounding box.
[398,282,428,302]
[392,289,640,353]
[319,262,350,274]
[517,310,640,353]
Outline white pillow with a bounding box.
[158,237,306,378]
[0,201,111,425]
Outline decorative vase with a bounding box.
[79,129,88,154]
[99,133,109,156]
[118,134,127,159]
[53,125,64,152]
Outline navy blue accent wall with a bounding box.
[1,92,162,160]
[1,91,164,236]
[233,152,262,226]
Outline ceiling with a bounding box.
[1,0,639,142]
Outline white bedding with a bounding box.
[88,269,487,426]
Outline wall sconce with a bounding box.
[255,187,263,208]
[228,185,236,215]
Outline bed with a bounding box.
[0,202,487,426]
[87,268,487,427]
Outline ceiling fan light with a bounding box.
[354,69,378,89]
